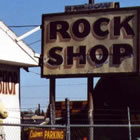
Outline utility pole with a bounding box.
[88,0,94,139]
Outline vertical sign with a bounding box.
[0,65,20,140]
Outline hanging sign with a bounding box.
[41,7,139,78]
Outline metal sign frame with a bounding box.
[41,7,140,78]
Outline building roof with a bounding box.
[46,100,88,118]
[0,21,40,67]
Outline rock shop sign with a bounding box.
[42,8,139,77]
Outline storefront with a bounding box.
[0,21,39,140]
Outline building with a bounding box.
[0,20,39,140]
[94,76,140,140]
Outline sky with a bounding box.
[0,0,140,112]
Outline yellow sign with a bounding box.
[29,129,65,140]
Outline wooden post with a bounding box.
[66,98,70,140]
[88,76,94,140]
[128,107,132,140]
[89,0,94,4]
[88,0,94,137]
[49,78,56,125]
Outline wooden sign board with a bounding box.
[41,7,140,78]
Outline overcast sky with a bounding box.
[0,0,139,111]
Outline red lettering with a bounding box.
[0,70,18,95]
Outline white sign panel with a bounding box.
[42,8,139,77]
[0,65,20,140]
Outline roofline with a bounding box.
[0,21,40,67]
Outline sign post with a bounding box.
[87,0,94,139]
[49,78,56,125]
[88,77,94,140]
[66,98,70,140]
[89,0,94,4]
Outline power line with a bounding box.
[9,25,40,28]
[28,70,41,75]
[21,82,87,88]
[21,96,86,99]
[28,40,41,46]
[21,84,48,87]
